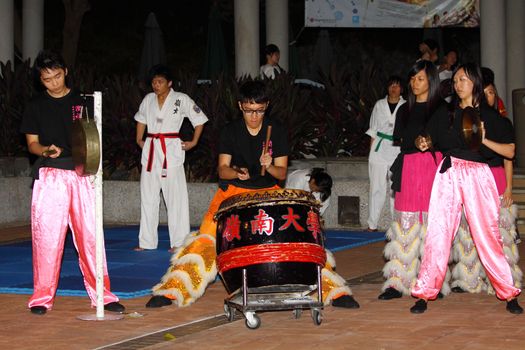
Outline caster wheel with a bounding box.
[223,303,235,322]
[312,309,322,326]
[245,312,261,330]
[293,309,302,319]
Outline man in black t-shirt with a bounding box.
[20,51,124,315]
[146,81,360,309]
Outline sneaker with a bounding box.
[30,306,47,315]
[506,299,523,314]
[410,299,427,314]
[104,302,125,313]
[331,295,360,309]
[451,286,466,293]
[378,287,402,300]
[146,295,173,308]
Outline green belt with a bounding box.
[374,132,394,152]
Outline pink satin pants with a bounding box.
[28,168,119,310]
[412,157,520,301]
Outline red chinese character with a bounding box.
[250,209,274,236]
[223,214,241,241]
[279,207,305,232]
[306,210,322,239]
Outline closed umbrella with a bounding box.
[138,12,167,81]
[200,4,228,79]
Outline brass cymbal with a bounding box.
[461,106,482,152]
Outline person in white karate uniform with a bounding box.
[285,167,332,216]
[134,65,208,252]
[366,76,405,231]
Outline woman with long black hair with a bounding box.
[410,63,522,314]
[379,60,450,300]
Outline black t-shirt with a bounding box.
[219,117,289,189]
[394,101,447,153]
[428,103,514,165]
[387,101,398,114]
[20,89,83,169]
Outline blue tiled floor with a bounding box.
[0,226,384,298]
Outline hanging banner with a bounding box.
[305,0,479,28]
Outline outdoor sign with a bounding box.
[305,0,480,28]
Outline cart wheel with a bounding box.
[245,312,261,330]
[311,309,322,326]
[223,303,235,322]
[293,309,302,319]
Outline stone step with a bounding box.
[513,176,525,189]
[514,191,525,203]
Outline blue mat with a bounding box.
[0,226,384,299]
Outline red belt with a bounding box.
[146,133,180,176]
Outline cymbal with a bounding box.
[461,106,482,152]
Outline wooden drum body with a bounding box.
[215,189,326,294]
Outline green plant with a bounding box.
[0,61,33,156]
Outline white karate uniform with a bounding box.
[366,96,405,229]
[135,89,208,249]
[260,64,281,79]
[286,168,330,216]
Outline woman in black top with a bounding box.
[410,63,522,314]
[450,78,522,294]
[379,60,450,300]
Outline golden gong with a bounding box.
[72,118,100,176]
[461,106,482,152]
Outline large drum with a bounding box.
[215,189,326,294]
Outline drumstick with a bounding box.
[260,125,272,176]
[232,166,246,175]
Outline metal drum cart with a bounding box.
[215,189,326,329]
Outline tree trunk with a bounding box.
[62,0,90,68]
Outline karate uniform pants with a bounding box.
[28,168,119,310]
[367,160,394,229]
[139,165,190,249]
[412,158,520,301]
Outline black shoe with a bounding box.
[104,302,125,313]
[30,306,47,315]
[506,299,523,314]
[410,299,427,314]
[378,287,402,300]
[146,295,173,308]
[437,292,444,299]
[451,286,466,293]
[331,295,360,309]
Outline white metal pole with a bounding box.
[94,91,105,318]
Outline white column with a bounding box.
[23,0,45,64]
[265,0,288,71]
[0,0,15,66]
[480,0,506,105]
[506,0,525,121]
[234,0,259,78]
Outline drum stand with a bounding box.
[77,92,123,321]
[223,265,324,329]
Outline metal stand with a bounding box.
[77,92,123,321]
[223,265,324,329]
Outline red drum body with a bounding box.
[215,189,326,294]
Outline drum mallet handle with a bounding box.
[260,125,272,176]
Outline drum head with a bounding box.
[461,106,482,152]
[214,189,318,220]
[72,118,100,176]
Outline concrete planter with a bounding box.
[0,158,392,230]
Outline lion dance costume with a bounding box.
[150,187,354,307]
